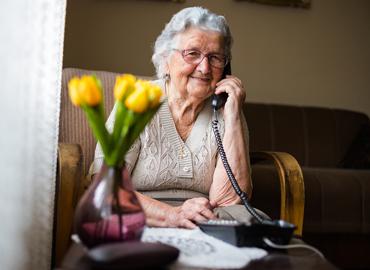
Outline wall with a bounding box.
[64,0,370,117]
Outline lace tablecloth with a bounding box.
[141,227,267,269]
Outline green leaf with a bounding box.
[112,101,127,144]
[110,110,135,166]
[83,105,113,165]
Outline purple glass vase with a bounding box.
[74,164,146,248]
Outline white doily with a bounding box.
[141,227,267,269]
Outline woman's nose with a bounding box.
[196,56,211,73]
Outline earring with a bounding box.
[164,74,170,95]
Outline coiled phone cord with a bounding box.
[212,110,265,224]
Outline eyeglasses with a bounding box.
[173,49,228,69]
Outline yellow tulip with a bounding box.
[114,74,136,101]
[148,84,163,108]
[68,77,83,106]
[68,75,102,107]
[79,75,102,106]
[125,80,149,113]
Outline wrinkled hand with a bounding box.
[166,197,217,229]
[215,75,246,121]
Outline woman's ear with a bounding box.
[162,63,171,82]
[164,61,170,76]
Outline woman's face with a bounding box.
[166,27,225,101]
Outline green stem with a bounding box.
[83,105,112,165]
[110,111,135,166]
[112,101,127,144]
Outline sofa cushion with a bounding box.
[339,124,370,169]
[244,103,370,168]
[251,165,370,234]
[302,167,370,234]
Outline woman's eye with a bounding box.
[186,51,201,57]
[210,55,222,62]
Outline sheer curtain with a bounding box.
[0,0,66,269]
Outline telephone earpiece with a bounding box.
[211,63,231,110]
[211,92,228,110]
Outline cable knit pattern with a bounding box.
[90,80,251,200]
[131,99,221,194]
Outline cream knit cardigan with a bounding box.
[90,82,251,202]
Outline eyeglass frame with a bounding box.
[172,48,229,69]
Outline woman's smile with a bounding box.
[189,74,211,83]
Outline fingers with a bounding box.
[149,207,197,229]
[181,197,217,222]
[216,75,243,91]
[215,76,246,116]
[149,198,218,230]
[199,207,217,220]
[215,75,245,102]
[188,209,215,222]
[148,216,197,229]
[179,218,197,229]
[192,213,208,223]
[210,200,218,208]
[216,75,242,88]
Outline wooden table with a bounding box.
[58,240,338,270]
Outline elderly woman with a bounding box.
[91,7,254,229]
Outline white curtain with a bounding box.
[0,0,66,269]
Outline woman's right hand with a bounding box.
[166,197,217,229]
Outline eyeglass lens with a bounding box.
[181,50,227,68]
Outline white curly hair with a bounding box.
[152,7,233,79]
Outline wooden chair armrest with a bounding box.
[54,143,83,266]
[250,151,305,236]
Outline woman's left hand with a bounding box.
[214,75,246,121]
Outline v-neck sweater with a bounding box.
[90,80,251,201]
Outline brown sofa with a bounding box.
[245,103,370,269]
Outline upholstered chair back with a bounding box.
[60,68,120,175]
[60,67,156,175]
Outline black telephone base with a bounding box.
[197,219,296,250]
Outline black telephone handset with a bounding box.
[201,63,296,250]
[211,63,231,110]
